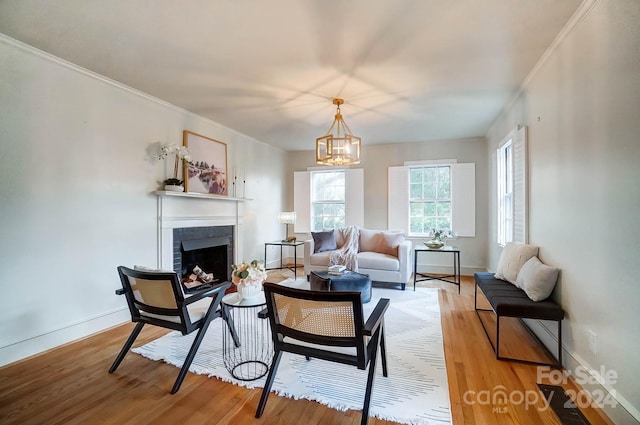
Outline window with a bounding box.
[388,162,475,237]
[293,169,363,233]
[311,171,345,231]
[409,166,451,235]
[496,126,527,245]
[497,140,513,245]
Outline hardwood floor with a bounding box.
[0,271,615,425]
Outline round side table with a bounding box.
[221,292,274,381]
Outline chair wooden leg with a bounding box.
[361,332,380,425]
[170,319,213,394]
[255,350,283,418]
[379,324,388,377]
[109,322,144,373]
[222,305,241,347]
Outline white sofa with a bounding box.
[303,228,412,290]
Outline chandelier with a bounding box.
[315,98,361,166]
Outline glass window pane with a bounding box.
[437,218,451,229]
[438,182,450,198]
[424,167,437,182]
[410,183,423,199]
[311,170,346,229]
[423,182,436,199]
[410,202,422,217]
[407,165,452,236]
[436,202,451,216]
[409,168,422,183]
[423,202,436,216]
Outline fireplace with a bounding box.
[155,191,245,282]
[172,225,233,282]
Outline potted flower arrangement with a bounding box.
[425,228,455,249]
[158,143,192,191]
[232,259,268,300]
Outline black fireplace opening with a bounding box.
[173,226,233,283]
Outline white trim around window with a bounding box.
[294,168,364,233]
[388,161,475,237]
[497,126,528,245]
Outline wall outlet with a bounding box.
[588,330,598,355]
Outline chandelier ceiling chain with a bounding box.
[315,98,361,166]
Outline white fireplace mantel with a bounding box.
[154,191,246,269]
[154,190,250,202]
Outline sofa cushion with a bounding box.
[312,230,337,253]
[494,242,539,284]
[374,232,405,257]
[358,228,380,252]
[516,256,559,301]
[309,251,332,266]
[357,251,399,271]
[334,227,346,248]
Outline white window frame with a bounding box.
[497,126,528,245]
[294,168,364,233]
[497,139,513,246]
[311,170,346,231]
[388,161,475,237]
[408,165,452,236]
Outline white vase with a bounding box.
[236,282,262,300]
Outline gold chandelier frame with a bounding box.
[315,98,361,166]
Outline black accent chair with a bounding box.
[109,266,238,394]
[255,282,390,425]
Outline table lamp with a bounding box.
[278,211,296,242]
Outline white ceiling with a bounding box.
[0,0,582,151]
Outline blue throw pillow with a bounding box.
[312,230,337,253]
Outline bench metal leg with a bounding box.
[475,281,563,368]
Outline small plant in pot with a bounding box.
[158,143,191,191]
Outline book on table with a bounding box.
[328,265,346,275]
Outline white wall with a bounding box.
[0,35,287,366]
[287,137,489,274]
[486,0,640,422]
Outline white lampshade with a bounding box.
[278,211,296,224]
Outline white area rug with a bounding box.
[132,280,451,425]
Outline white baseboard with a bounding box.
[526,319,640,425]
[0,307,130,368]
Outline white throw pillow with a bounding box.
[516,256,559,301]
[494,242,539,284]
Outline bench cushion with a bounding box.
[475,272,563,321]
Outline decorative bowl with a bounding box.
[424,240,444,249]
[164,184,184,192]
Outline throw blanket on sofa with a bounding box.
[329,225,359,271]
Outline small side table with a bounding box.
[221,292,274,381]
[264,240,304,272]
[413,245,461,293]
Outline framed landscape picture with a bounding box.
[183,130,228,195]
